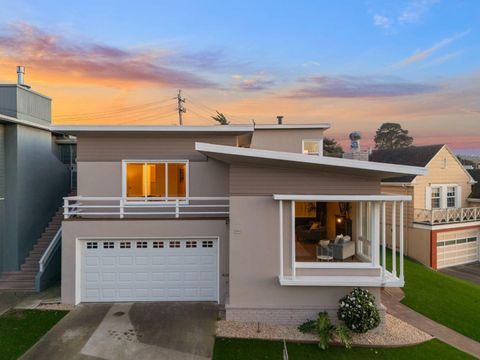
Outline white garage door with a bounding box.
[437,235,478,269]
[81,238,218,302]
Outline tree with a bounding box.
[323,137,344,158]
[211,111,230,125]
[374,123,413,150]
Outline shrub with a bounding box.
[298,312,352,350]
[337,288,380,333]
[316,312,333,350]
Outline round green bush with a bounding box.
[337,288,380,333]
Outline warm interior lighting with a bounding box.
[126,161,187,199]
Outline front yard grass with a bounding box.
[0,309,68,360]
[213,338,475,359]
[387,251,480,342]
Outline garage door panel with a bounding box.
[81,238,218,302]
[437,234,478,269]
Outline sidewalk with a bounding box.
[382,288,480,358]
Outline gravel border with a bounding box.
[216,314,432,347]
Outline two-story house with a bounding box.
[371,145,479,270]
[0,67,72,291]
[53,122,426,325]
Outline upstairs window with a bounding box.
[302,140,322,156]
[431,187,441,209]
[446,186,457,208]
[124,161,188,200]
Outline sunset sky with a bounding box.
[0,1,479,153]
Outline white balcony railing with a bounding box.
[414,207,480,225]
[63,196,229,219]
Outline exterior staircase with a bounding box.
[0,206,64,291]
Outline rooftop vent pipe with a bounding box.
[277,115,284,125]
[16,66,30,88]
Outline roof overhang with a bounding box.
[0,113,50,131]
[273,194,412,201]
[51,124,254,135]
[254,123,330,130]
[196,142,427,178]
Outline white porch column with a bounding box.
[372,202,381,267]
[279,200,284,278]
[382,201,386,277]
[399,201,404,282]
[291,200,296,277]
[392,201,397,277]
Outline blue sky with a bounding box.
[0,0,479,152]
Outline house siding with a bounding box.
[0,124,5,272]
[77,158,229,198]
[61,219,230,305]
[2,124,69,271]
[250,128,325,153]
[415,146,472,209]
[227,196,382,325]
[77,133,238,162]
[230,164,381,196]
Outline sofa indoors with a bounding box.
[330,235,355,261]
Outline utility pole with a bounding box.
[176,89,186,125]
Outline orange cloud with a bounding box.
[0,22,216,89]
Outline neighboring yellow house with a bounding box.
[370,144,480,270]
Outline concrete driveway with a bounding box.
[21,302,219,360]
[439,262,480,285]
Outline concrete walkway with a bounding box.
[382,288,480,358]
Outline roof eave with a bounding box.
[195,142,427,177]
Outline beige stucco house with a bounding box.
[53,123,426,325]
[371,145,480,270]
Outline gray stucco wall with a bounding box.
[250,128,325,153]
[61,219,229,305]
[2,124,69,271]
[0,125,5,272]
[227,196,382,324]
[77,158,229,198]
[0,85,51,126]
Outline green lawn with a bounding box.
[213,338,475,360]
[0,309,68,360]
[386,251,480,342]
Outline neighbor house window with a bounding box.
[431,187,441,209]
[446,186,457,208]
[302,140,322,156]
[124,161,187,200]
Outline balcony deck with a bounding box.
[414,207,480,225]
[63,196,229,219]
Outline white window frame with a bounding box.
[427,184,461,209]
[292,200,379,270]
[122,160,189,203]
[446,186,457,208]
[431,186,441,209]
[302,139,323,156]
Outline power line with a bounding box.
[54,97,175,118]
[59,103,176,121]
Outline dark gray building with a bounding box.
[0,67,72,290]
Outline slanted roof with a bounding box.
[196,142,426,178]
[468,169,480,199]
[50,124,254,135]
[254,123,330,130]
[370,144,444,183]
